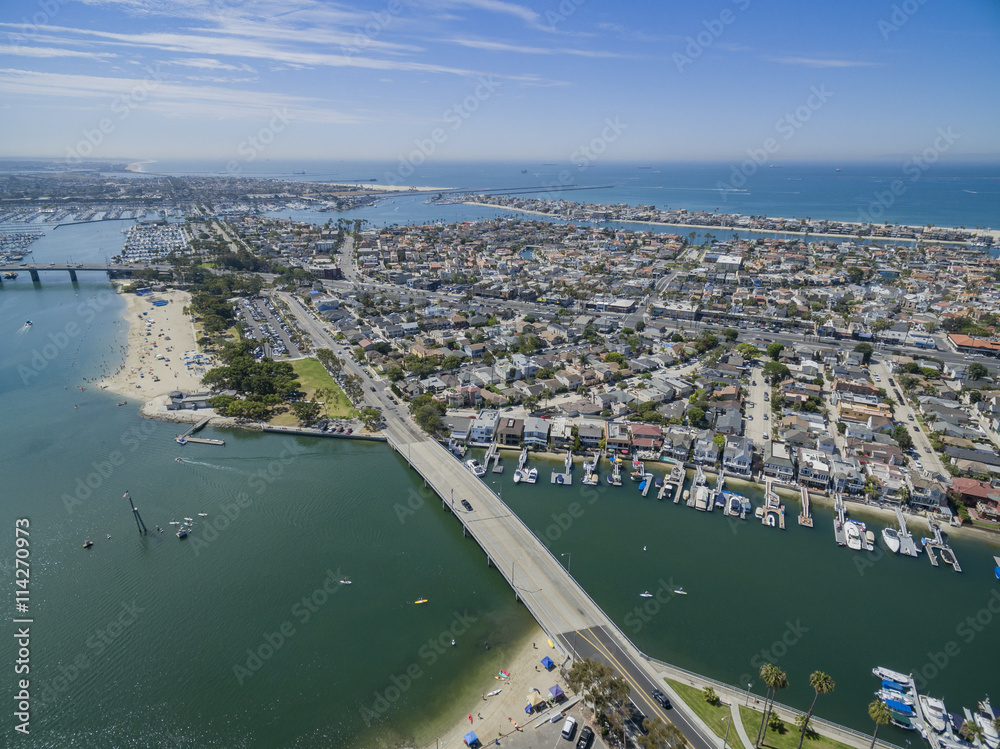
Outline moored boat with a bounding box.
[465,458,486,477]
[919,695,948,733]
[845,521,863,551]
[872,666,912,684]
[882,527,901,553]
[877,689,914,705]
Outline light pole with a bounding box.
[745,682,753,706]
[561,552,571,573]
[722,716,731,749]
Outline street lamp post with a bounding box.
[722,716,731,749]
[745,682,753,706]
[561,552,571,574]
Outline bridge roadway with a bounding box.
[275,293,719,749]
[0,262,172,282]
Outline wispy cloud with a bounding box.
[444,37,625,58]
[0,44,116,60]
[0,67,360,123]
[763,56,878,68]
[165,57,256,72]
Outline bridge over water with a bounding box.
[0,262,169,284]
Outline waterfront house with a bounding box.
[577,420,604,449]
[605,421,631,452]
[906,475,948,511]
[549,417,575,449]
[762,441,795,482]
[445,415,473,442]
[469,409,500,443]
[522,416,550,449]
[830,458,866,495]
[797,448,831,490]
[693,435,720,465]
[630,423,663,451]
[663,428,694,461]
[496,417,524,447]
[722,436,753,477]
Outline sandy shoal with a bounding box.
[418,623,575,749]
[98,287,211,400]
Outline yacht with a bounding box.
[639,591,653,598]
[522,466,538,484]
[882,527,902,554]
[465,459,486,477]
[919,695,949,733]
[975,698,999,749]
[877,689,914,706]
[873,666,912,683]
[845,521,863,551]
[513,469,523,484]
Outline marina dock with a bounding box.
[924,522,961,572]
[762,478,785,529]
[484,442,502,473]
[894,507,921,557]
[798,486,813,527]
[550,449,573,485]
[175,416,225,445]
[833,495,847,546]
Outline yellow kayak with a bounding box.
[415,598,428,605]
[547,638,554,648]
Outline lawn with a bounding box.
[665,679,747,749]
[739,705,859,749]
[268,357,355,425]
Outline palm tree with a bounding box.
[961,721,985,746]
[756,664,788,747]
[867,699,891,749]
[797,672,835,749]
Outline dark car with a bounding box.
[461,499,473,511]
[576,726,594,748]
[651,688,671,709]
[370,386,376,392]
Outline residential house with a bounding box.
[722,436,753,477]
[605,421,631,453]
[693,434,720,465]
[762,441,795,482]
[797,447,831,490]
[496,417,524,447]
[469,409,500,443]
[522,416,550,449]
[577,420,604,449]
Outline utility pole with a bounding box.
[124,490,147,535]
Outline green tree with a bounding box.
[291,400,321,426]
[892,424,913,450]
[762,361,791,385]
[386,365,405,382]
[712,433,726,449]
[736,343,762,361]
[638,718,686,749]
[766,342,784,360]
[358,407,382,431]
[853,342,874,364]
[723,328,739,341]
[757,664,789,747]
[703,686,720,706]
[797,672,835,749]
[867,699,891,749]
[968,362,988,381]
[687,406,706,428]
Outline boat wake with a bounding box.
[176,459,240,472]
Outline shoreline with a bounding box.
[414,622,569,749]
[462,202,1000,246]
[97,285,210,399]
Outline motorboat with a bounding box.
[919,695,949,733]
[414,598,428,604]
[890,715,917,731]
[882,527,902,553]
[339,579,352,585]
[24,320,32,327]
[176,526,188,539]
[765,513,777,527]
[975,698,999,749]
[845,521,863,551]
[674,588,687,595]
[873,666,912,684]
[83,540,93,548]
[522,467,538,484]
[465,459,486,477]
[639,591,653,598]
[865,530,877,547]
[513,469,522,483]
[877,689,914,705]
[885,698,914,715]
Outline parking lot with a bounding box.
[476,703,606,749]
[234,296,299,359]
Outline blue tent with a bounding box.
[463,730,480,747]
[549,684,565,701]
[541,656,555,670]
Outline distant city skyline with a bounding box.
[1,0,999,164]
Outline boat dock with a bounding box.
[924,523,961,572]
[895,507,920,557]
[762,478,785,529]
[709,470,725,512]
[689,465,706,508]
[551,449,573,485]
[175,417,225,445]
[833,495,847,546]
[798,486,813,527]
[517,447,528,473]
[641,473,653,497]
[484,443,503,473]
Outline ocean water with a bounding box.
[3,165,1000,746]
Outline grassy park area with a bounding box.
[665,679,747,749]
[269,357,355,425]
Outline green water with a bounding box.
[485,452,1000,738]
[1,280,536,748]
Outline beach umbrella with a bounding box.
[541,656,554,670]
[527,692,544,707]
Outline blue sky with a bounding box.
[1,0,999,163]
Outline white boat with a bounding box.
[975,698,999,749]
[845,521,863,551]
[877,689,914,705]
[465,459,486,477]
[513,469,523,484]
[765,513,776,527]
[865,530,876,547]
[872,666,912,684]
[339,579,352,585]
[522,467,538,484]
[640,591,653,598]
[919,695,949,733]
[674,588,688,595]
[882,527,901,553]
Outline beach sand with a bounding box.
[98,287,210,400]
[419,623,575,749]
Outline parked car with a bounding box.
[576,725,594,748]
[561,716,577,740]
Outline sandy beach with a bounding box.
[418,623,576,749]
[98,287,210,400]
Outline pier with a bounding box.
[798,486,813,527]
[175,416,225,445]
[762,478,785,529]
[924,523,961,572]
[894,507,921,557]
[833,495,847,546]
[550,449,573,485]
